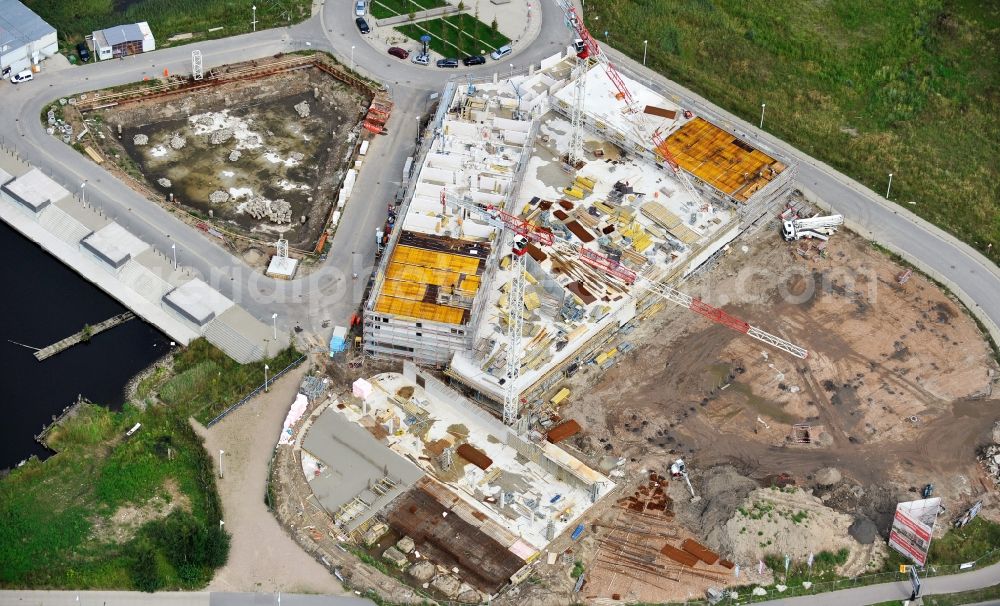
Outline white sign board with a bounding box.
[888,497,940,566]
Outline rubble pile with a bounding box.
[209,190,230,204]
[294,100,311,118]
[246,196,291,223]
[228,149,242,162]
[157,177,172,188]
[169,133,186,150]
[133,133,148,145]
[980,422,1000,486]
[210,128,234,145]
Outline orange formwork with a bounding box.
[374,244,484,325]
[659,117,786,203]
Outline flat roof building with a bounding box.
[0,0,57,76]
[91,22,155,61]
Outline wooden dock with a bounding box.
[34,312,136,361]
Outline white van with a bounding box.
[11,70,33,84]
[490,44,512,60]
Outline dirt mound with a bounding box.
[848,517,879,544]
[671,465,756,555]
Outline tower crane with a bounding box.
[554,0,639,166]
[444,192,554,427]
[554,0,707,210]
[446,192,806,423]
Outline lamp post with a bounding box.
[643,40,648,66]
[264,364,270,392]
[509,63,514,79]
[886,173,893,199]
[252,5,257,32]
[218,449,224,478]
[415,115,421,145]
[271,312,278,339]
[80,181,86,206]
[350,45,355,72]
[759,103,766,129]
[171,243,176,269]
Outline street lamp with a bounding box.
[643,40,648,66]
[759,103,766,129]
[264,364,270,392]
[252,5,257,32]
[350,45,355,72]
[80,181,86,206]
[509,63,514,79]
[271,312,278,339]
[886,173,893,199]
[171,243,177,269]
[218,449,224,478]
[415,115,421,144]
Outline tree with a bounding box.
[457,0,465,9]
[129,541,163,592]
[491,16,498,31]
[80,324,93,342]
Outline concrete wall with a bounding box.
[374,5,460,27]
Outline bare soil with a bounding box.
[542,229,1000,602]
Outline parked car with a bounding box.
[411,53,429,66]
[388,47,409,60]
[354,0,366,16]
[76,42,91,63]
[10,70,33,83]
[436,58,459,68]
[490,44,512,60]
[462,55,486,66]
[355,17,370,34]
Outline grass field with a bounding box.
[586,1,1000,265]
[396,14,508,58]
[368,0,447,21]
[0,339,298,590]
[24,0,312,49]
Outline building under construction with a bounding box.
[363,45,796,416]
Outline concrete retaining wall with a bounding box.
[374,5,460,27]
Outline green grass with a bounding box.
[396,14,509,58]
[0,338,296,589]
[368,0,447,20]
[158,338,301,424]
[587,0,1000,265]
[24,0,312,50]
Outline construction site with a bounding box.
[59,53,390,260]
[342,3,1000,603]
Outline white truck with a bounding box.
[782,214,844,241]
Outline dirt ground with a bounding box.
[530,228,1000,603]
[193,365,348,595]
[86,60,368,251]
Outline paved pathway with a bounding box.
[760,561,1000,605]
[0,591,372,605]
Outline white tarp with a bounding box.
[353,378,373,400]
[278,393,309,445]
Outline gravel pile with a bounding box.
[209,190,230,204]
[228,149,242,162]
[210,128,234,145]
[169,133,186,150]
[133,133,148,145]
[294,100,310,118]
[157,177,172,188]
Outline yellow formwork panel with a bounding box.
[381,279,428,301]
[662,117,785,203]
[394,245,481,275]
[374,295,466,324]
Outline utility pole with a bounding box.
[252,5,257,32]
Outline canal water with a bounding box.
[0,222,168,470]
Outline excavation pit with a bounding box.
[82,56,373,252]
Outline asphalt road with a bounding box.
[0,591,373,605]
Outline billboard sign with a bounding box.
[888,497,941,566]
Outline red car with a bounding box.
[388,47,409,60]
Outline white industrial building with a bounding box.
[91,22,155,61]
[0,0,57,77]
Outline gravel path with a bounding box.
[193,366,346,595]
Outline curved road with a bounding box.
[0,2,999,605]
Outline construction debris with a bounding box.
[133,133,148,145]
[294,100,311,118]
